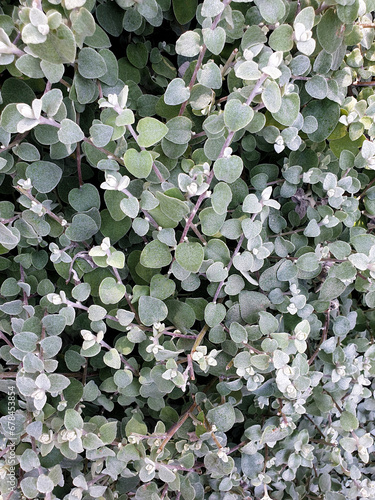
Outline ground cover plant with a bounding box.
[1,0,375,498]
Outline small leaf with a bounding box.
[340,411,359,432]
[206,403,235,432]
[103,348,121,369]
[272,93,300,127]
[140,240,172,268]
[212,182,232,215]
[26,161,62,193]
[214,156,243,184]
[28,24,76,64]
[99,277,125,304]
[175,242,204,273]
[138,295,168,326]
[124,149,153,178]
[296,253,320,272]
[205,302,226,327]
[304,219,321,237]
[255,0,286,24]
[120,197,139,219]
[263,81,281,113]
[156,192,189,222]
[0,223,20,250]
[224,99,254,132]
[305,75,328,100]
[78,47,107,78]
[89,123,113,148]
[58,119,84,145]
[235,60,261,80]
[317,9,344,54]
[242,194,262,214]
[198,61,222,89]
[65,214,98,242]
[64,409,83,430]
[203,27,226,55]
[172,0,197,24]
[164,78,190,106]
[136,117,168,148]
[176,31,201,57]
[69,184,100,212]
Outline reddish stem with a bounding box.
[178,0,233,116]
[76,114,83,187]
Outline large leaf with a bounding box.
[28,24,76,64]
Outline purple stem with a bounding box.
[179,0,233,116]
[127,124,164,182]
[179,74,267,244]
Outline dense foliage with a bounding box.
[1,0,375,498]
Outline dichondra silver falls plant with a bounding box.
[1,0,375,499]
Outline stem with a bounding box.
[178,74,267,244]
[187,353,195,380]
[0,131,29,153]
[268,227,305,238]
[268,256,344,263]
[304,414,326,439]
[97,81,103,99]
[0,372,85,379]
[76,113,83,187]
[228,440,247,454]
[0,215,20,224]
[352,81,375,86]
[178,0,233,116]
[161,329,197,340]
[0,331,13,348]
[190,222,207,245]
[358,176,375,199]
[82,137,124,165]
[308,309,330,366]
[87,474,106,486]
[19,264,29,311]
[221,48,238,76]
[14,186,67,227]
[190,324,209,354]
[278,398,289,426]
[179,192,209,244]
[157,401,197,454]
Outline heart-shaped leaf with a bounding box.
[89,123,113,148]
[103,348,121,369]
[140,240,172,268]
[242,194,262,214]
[120,197,139,219]
[213,156,243,183]
[206,262,228,282]
[138,295,168,326]
[99,277,125,304]
[136,117,168,148]
[26,161,62,193]
[202,27,226,55]
[164,78,190,106]
[58,118,84,145]
[68,184,100,211]
[65,214,98,242]
[175,242,204,273]
[124,149,153,178]
[224,99,254,132]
